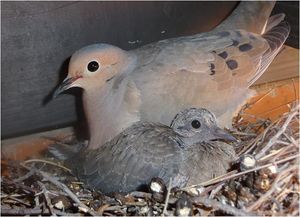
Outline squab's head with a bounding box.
[171,108,236,145]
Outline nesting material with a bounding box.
[1,102,299,216]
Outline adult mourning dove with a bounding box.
[49,108,236,194]
[53,2,290,149]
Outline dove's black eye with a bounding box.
[191,120,201,129]
[87,61,99,72]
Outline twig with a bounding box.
[129,191,152,199]
[208,182,224,199]
[231,131,257,136]
[2,195,31,207]
[1,207,79,216]
[3,178,37,194]
[258,147,286,162]
[20,164,98,216]
[41,135,75,144]
[181,171,237,192]
[23,159,71,173]
[39,171,98,216]
[1,207,47,215]
[101,205,127,215]
[256,109,298,159]
[238,103,299,157]
[283,132,298,146]
[97,204,111,216]
[237,121,274,156]
[37,181,56,216]
[244,88,275,109]
[13,169,36,183]
[0,193,22,199]
[162,178,172,216]
[254,101,295,117]
[246,165,298,212]
[192,196,253,216]
[183,154,298,189]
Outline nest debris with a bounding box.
[1,102,299,216]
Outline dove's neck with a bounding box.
[179,135,212,148]
[83,55,140,149]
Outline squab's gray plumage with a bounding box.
[54,2,290,149]
[49,108,236,194]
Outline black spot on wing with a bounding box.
[249,34,257,40]
[236,31,242,37]
[217,31,230,37]
[209,63,215,75]
[232,40,239,46]
[226,60,238,70]
[218,51,228,59]
[239,43,253,52]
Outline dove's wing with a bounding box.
[210,20,290,88]
[214,1,276,34]
[131,19,290,127]
[71,122,185,193]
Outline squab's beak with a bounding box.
[211,127,237,142]
[52,76,82,99]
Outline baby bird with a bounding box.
[50,108,236,194]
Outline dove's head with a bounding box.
[171,108,236,145]
[53,43,135,97]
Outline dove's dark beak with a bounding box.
[52,76,81,99]
[211,127,237,142]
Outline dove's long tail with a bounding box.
[248,17,290,86]
[48,142,86,161]
[215,1,276,34]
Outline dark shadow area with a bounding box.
[42,57,71,106]
[43,56,89,142]
[273,1,299,48]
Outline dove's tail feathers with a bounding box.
[248,20,290,86]
[263,13,286,33]
[215,1,276,34]
[48,142,87,161]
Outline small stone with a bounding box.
[239,154,256,171]
[149,177,166,194]
[175,194,193,216]
[78,206,89,213]
[186,186,205,196]
[54,201,64,210]
[51,195,72,210]
[267,165,277,174]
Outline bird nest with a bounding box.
[1,102,299,216]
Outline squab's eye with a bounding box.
[191,120,201,129]
[87,61,99,72]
